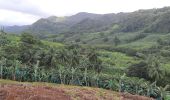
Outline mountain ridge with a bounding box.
[4,7,170,35]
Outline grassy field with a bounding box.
[98,50,139,76]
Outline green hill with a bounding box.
[5,7,170,35]
[2,7,170,100]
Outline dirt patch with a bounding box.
[0,83,154,100]
[0,84,70,100]
[121,93,154,100]
[0,89,8,100]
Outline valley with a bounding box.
[1,6,170,100]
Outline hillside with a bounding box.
[0,79,153,100]
[1,6,170,100]
[4,7,170,48]
[5,7,170,35]
[5,25,29,34]
[1,28,170,99]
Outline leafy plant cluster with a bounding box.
[0,33,170,99]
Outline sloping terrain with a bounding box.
[5,7,170,35]
[0,79,153,100]
[4,7,170,49]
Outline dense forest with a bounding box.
[1,7,170,100]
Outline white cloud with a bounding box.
[0,9,39,26]
[0,0,170,25]
[0,0,49,17]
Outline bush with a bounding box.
[103,37,109,42]
[127,61,148,79]
[126,33,147,43]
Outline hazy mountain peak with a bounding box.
[5,7,170,34]
[47,16,58,20]
[46,16,66,22]
[72,12,101,18]
[75,12,99,16]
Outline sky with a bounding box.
[0,0,170,26]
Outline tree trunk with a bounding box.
[0,65,3,79]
